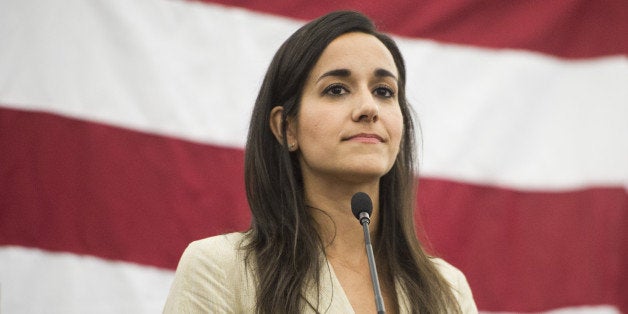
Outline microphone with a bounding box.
[351,192,386,314]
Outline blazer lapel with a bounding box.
[300,259,355,313]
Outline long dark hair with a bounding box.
[244,10,460,313]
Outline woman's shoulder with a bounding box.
[185,232,247,260]
[430,257,479,313]
[179,232,248,269]
[163,232,254,313]
[430,257,465,283]
[174,231,250,279]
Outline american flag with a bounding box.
[1,0,627,312]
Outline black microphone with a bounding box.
[351,192,385,314]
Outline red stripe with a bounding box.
[1,107,626,311]
[418,178,628,312]
[0,107,250,269]
[199,0,628,58]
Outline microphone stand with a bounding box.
[358,211,386,314]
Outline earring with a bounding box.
[289,143,296,150]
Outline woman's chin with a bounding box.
[335,166,392,183]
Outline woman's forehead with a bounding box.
[309,32,398,80]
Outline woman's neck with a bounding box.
[303,178,399,314]
[303,177,380,259]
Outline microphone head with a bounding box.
[351,192,373,220]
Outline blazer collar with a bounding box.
[300,259,411,313]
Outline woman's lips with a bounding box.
[345,133,384,143]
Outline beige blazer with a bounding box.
[164,233,478,313]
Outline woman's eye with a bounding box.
[324,84,348,96]
[374,86,394,98]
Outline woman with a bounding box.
[164,11,477,313]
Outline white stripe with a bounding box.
[0,249,620,314]
[400,40,628,190]
[0,246,174,314]
[0,0,299,148]
[1,0,627,190]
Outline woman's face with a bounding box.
[293,32,404,184]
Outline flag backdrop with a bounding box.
[1,0,627,313]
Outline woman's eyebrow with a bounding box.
[317,69,351,83]
[316,68,397,83]
[374,68,398,82]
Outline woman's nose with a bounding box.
[352,89,379,122]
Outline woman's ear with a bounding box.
[269,106,298,151]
